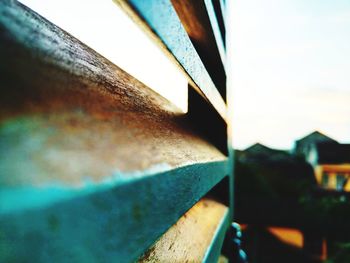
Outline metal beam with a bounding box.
[171,0,226,99]
[139,198,229,262]
[114,0,228,121]
[0,1,229,261]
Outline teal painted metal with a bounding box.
[204,0,226,69]
[0,0,233,261]
[0,161,228,262]
[126,0,228,121]
[203,208,231,263]
[220,0,227,30]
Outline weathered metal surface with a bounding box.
[114,0,228,121]
[215,0,227,43]
[202,207,230,263]
[138,198,229,262]
[0,0,226,185]
[0,163,228,262]
[171,0,226,98]
[0,1,229,261]
[203,0,226,62]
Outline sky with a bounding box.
[19,0,188,112]
[230,0,350,149]
[20,0,350,150]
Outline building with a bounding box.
[293,131,350,191]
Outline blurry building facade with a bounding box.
[235,131,350,263]
[294,131,350,191]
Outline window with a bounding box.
[322,172,329,188]
[336,173,346,191]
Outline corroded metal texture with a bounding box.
[0,163,228,262]
[138,198,229,262]
[114,0,228,120]
[0,1,229,262]
[171,0,226,97]
[0,0,225,187]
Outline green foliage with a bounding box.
[234,146,350,262]
[235,152,315,201]
[326,242,350,263]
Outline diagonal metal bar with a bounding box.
[115,0,228,122]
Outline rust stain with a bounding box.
[0,6,226,187]
[138,199,228,262]
[138,246,156,262]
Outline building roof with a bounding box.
[245,143,278,153]
[235,142,316,204]
[244,143,287,155]
[293,131,338,156]
[239,143,289,162]
[316,142,350,164]
[295,131,337,146]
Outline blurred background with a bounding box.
[230,1,350,262]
